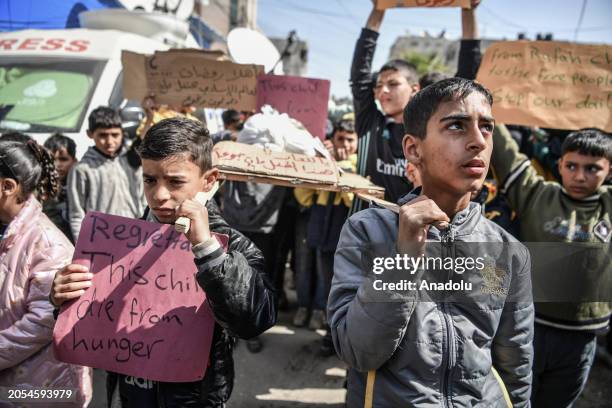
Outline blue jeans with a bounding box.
[294,211,334,310]
[531,323,597,408]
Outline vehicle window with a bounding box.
[0,57,105,133]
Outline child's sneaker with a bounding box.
[293,307,310,327]
[309,309,327,330]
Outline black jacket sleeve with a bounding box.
[455,39,482,80]
[194,202,277,339]
[351,28,384,137]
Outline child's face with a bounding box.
[375,70,419,118]
[558,152,610,199]
[332,130,357,157]
[403,92,495,197]
[88,127,123,157]
[52,148,77,181]
[406,162,421,187]
[141,154,218,224]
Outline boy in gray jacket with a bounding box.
[67,107,146,239]
[328,78,534,407]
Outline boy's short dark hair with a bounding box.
[222,109,241,127]
[88,106,122,132]
[379,59,419,85]
[562,129,612,162]
[138,117,213,172]
[419,71,450,89]
[333,119,355,135]
[44,133,76,159]
[403,77,493,139]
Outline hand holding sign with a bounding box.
[51,264,93,307]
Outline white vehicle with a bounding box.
[0,26,172,158]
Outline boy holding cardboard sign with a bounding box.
[51,117,277,407]
[328,78,534,407]
[350,0,482,213]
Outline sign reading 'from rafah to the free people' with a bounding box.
[476,41,612,132]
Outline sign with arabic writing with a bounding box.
[212,141,339,185]
[122,50,263,110]
[376,0,470,9]
[256,75,331,139]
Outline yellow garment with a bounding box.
[294,154,357,208]
[136,107,198,137]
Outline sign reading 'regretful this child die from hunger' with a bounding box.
[477,41,612,132]
[53,212,226,383]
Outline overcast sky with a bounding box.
[257,0,612,98]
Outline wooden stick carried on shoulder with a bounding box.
[175,182,220,234]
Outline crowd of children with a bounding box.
[0,1,610,407]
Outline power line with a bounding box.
[335,0,361,26]
[574,0,588,41]
[480,5,526,29]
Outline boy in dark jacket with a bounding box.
[51,117,277,407]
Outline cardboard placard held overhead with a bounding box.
[121,51,148,102]
[122,50,263,110]
[53,213,225,383]
[376,0,470,9]
[476,41,612,132]
[256,75,331,139]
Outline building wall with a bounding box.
[271,37,308,76]
[389,34,497,72]
[194,0,257,38]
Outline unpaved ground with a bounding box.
[229,309,346,408]
[89,296,611,408]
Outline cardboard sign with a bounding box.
[53,213,225,383]
[476,41,612,132]
[256,75,331,139]
[122,50,263,110]
[376,0,470,9]
[213,141,339,185]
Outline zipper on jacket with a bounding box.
[440,225,456,408]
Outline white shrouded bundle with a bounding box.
[238,105,329,159]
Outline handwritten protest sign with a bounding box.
[476,41,612,132]
[376,0,470,9]
[213,141,386,197]
[53,213,225,382]
[122,50,263,110]
[256,75,331,139]
[213,141,339,185]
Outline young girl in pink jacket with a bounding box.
[0,134,92,407]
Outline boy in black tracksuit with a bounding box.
[350,1,483,212]
[52,117,277,407]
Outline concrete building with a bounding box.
[388,31,498,72]
[192,0,257,49]
[270,36,309,76]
